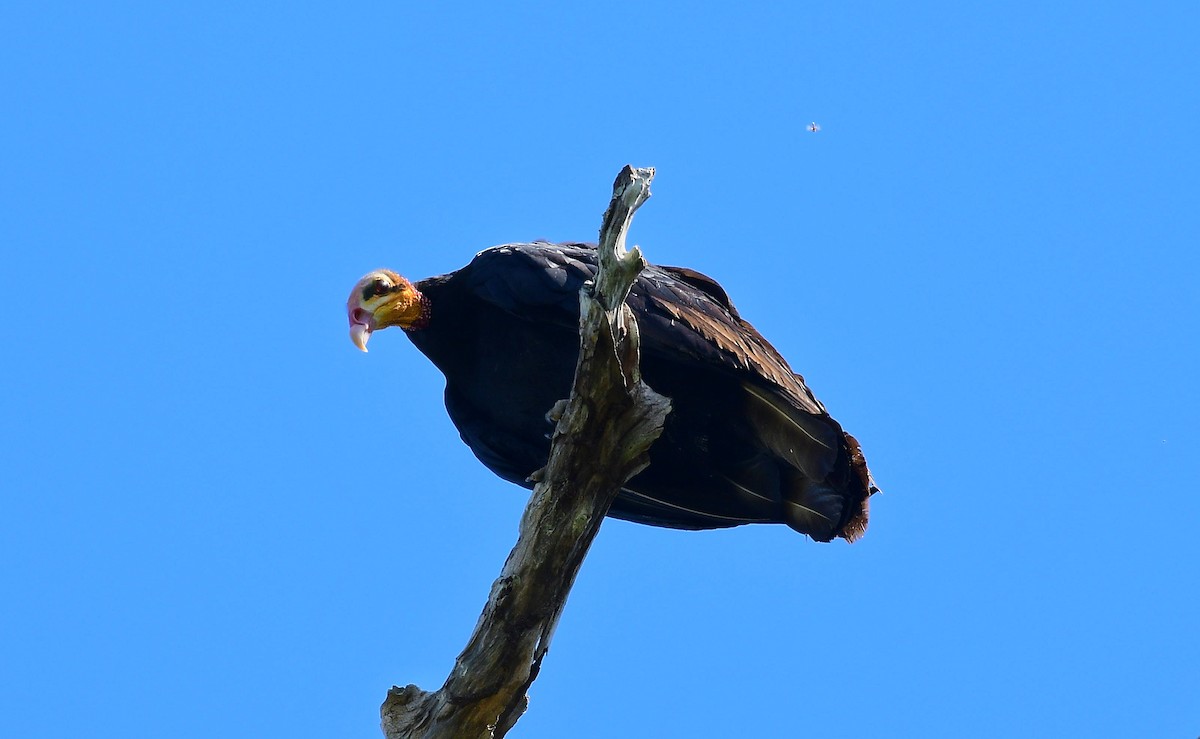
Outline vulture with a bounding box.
[346,242,877,542]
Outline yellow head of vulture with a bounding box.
[346,270,428,351]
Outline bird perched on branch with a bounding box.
[347,243,877,542]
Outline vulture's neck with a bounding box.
[401,290,432,332]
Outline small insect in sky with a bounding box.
[806,122,821,133]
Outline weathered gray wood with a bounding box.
[381,166,670,739]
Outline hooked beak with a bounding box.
[349,308,374,352]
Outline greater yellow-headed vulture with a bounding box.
[347,242,877,542]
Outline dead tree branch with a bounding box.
[381,165,670,739]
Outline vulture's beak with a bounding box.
[349,309,374,352]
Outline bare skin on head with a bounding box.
[346,270,426,351]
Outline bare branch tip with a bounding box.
[613,165,654,204]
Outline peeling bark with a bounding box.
[381,166,670,739]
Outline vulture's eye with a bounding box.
[362,281,388,300]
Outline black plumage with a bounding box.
[384,242,876,541]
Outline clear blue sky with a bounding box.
[3,2,1197,737]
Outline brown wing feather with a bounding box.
[634,268,828,417]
